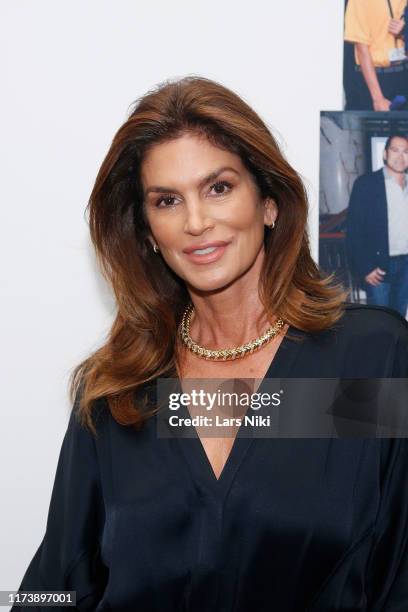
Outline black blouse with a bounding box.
[13,304,408,611]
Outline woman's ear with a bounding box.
[263,198,278,227]
[146,233,160,253]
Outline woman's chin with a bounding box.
[185,273,236,294]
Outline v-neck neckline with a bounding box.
[159,326,307,498]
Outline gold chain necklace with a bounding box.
[178,302,285,361]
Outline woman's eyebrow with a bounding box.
[144,166,240,197]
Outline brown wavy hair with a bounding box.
[69,75,347,434]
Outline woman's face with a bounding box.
[141,132,277,293]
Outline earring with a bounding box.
[267,221,275,229]
[153,243,159,253]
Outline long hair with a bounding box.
[69,75,347,434]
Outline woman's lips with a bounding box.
[184,244,229,264]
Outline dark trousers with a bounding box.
[364,254,408,318]
[345,63,408,110]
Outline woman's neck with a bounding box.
[185,252,275,349]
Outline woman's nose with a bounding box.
[183,200,215,235]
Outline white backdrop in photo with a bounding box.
[0,0,344,592]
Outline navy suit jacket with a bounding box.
[346,168,390,284]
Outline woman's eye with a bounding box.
[155,195,177,208]
[154,181,232,208]
[210,180,232,195]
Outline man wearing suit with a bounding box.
[346,134,408,318]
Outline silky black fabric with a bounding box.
[13,304,408,611]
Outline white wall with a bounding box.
[0,0,344,592]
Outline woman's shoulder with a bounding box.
[337,303,408,338]
[292,303,408,377]
[70,392,113,442]
[333,303,408,377]
[301,302,408,346]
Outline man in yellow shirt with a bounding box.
[344,0,408,110]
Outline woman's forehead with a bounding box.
[141,134,245,187]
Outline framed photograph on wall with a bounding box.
[319,110,408,320]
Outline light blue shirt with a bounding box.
[383,166,408,256]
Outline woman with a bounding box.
[13,76,408,611]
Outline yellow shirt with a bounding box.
[344,0,406,67]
